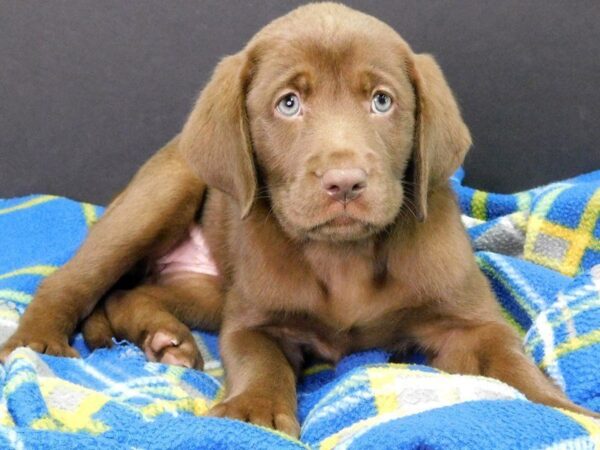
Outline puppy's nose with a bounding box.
[320,168,367,203]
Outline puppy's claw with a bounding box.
[208,393,300,438]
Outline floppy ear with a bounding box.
[179,51,256,218]
[407,53,472,221]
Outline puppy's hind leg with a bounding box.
[103,273,223,370]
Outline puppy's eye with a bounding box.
[276,93,301,117]
[371,92,393,114]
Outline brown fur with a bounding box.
[1,3,596,437]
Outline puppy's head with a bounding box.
[180,3,471,242]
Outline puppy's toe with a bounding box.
[274,412,301,438]
[143,328,203,370]
[146,330,178,354]
[0,337,26,361]
[44,341,80,358]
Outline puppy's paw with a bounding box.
[142,325,203,370]
[0,329,79,362]
[81,314,114,351]
[208,393,300,438]
[83,332,114,351]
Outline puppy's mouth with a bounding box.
[305,213,377,241]
[273,182,403,242]
[324,215,361,227]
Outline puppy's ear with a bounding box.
[179,52,256,218]
[408,53,472,221]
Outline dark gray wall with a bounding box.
[1,0,599,205]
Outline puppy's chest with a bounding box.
[258,250,418,359]
[303,246,405,330]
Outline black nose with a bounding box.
[320,168,367,203]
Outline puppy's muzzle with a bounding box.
[320,168,367,204]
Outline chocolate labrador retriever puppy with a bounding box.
[1,3,597,436]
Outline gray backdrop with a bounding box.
[1,0,599,205]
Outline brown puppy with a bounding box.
[1,3,597,437]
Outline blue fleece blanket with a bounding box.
[0,169,599,449]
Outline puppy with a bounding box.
[2,3,597,437]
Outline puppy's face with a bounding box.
[181,3,471,244]
[246,25,416,242]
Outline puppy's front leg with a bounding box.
[425,320,600,418]
[0,137,204,360]
[209,317,300,438]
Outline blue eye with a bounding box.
[371,92,393,114]
[277,93,301,116]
